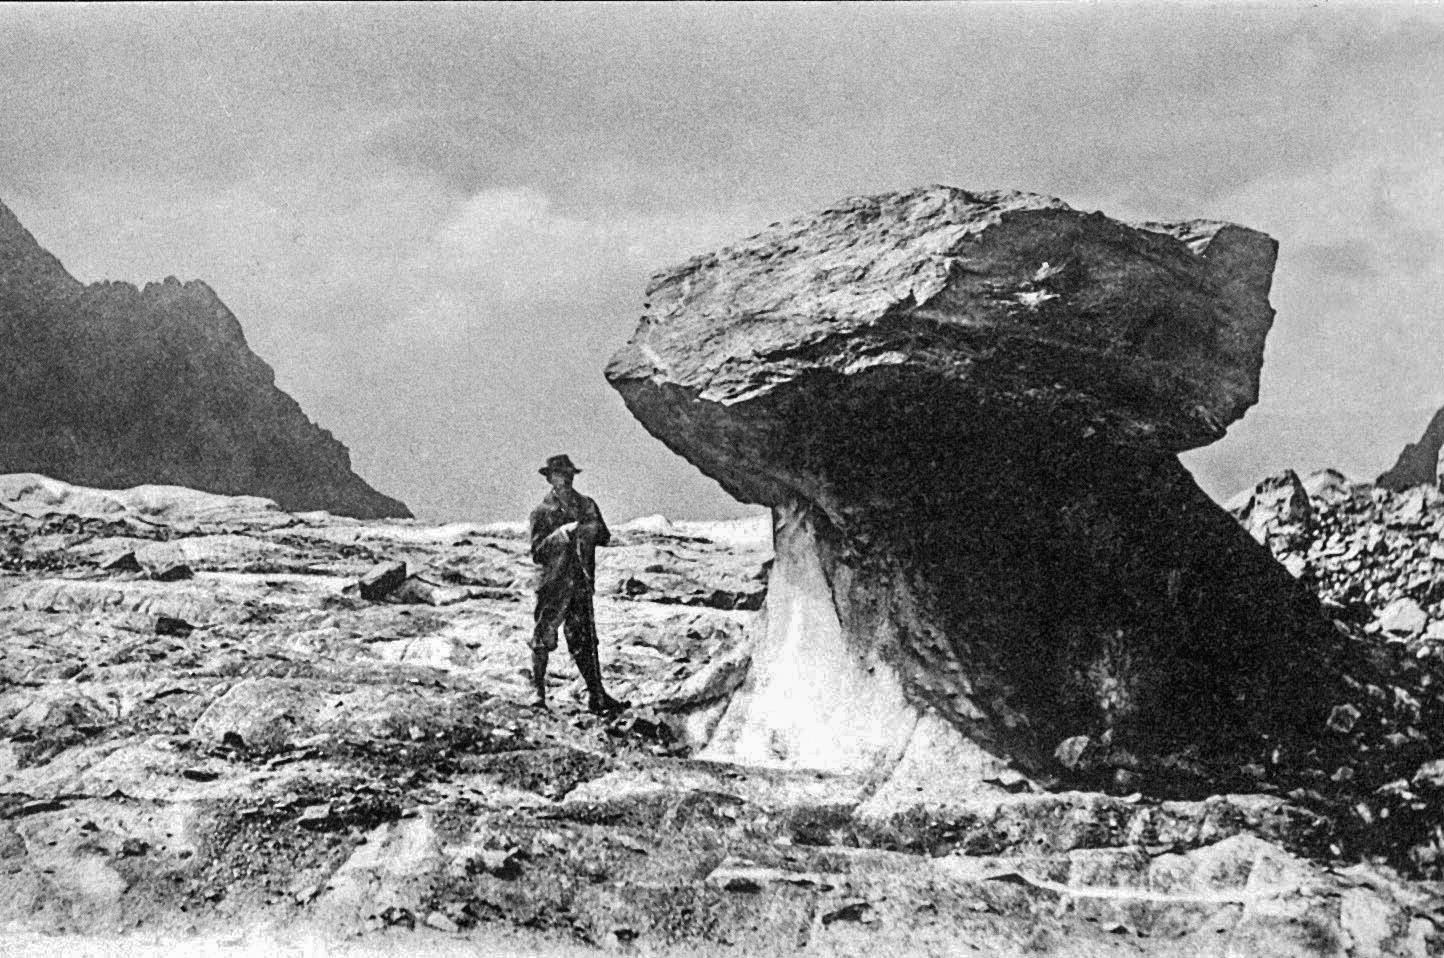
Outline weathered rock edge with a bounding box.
[607,185,1353,796]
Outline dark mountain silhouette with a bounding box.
[0,200,410,519]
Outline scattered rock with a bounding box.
[1379,598,1428,637]
[358,561,407,600]
[148,561,194,582]
[99,550,142,572]
[477,847,519,877]
[297,803,334,828]
[1413,759,1444,789]
[822,901,877,926]
[1053,735,1091,770]
[389,575,468,606]
[1232,470,1313,544]
[155,615,195,637]
[1327,703,1361,733]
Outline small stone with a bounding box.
[1377,598,1427,637]
[358,561,407,600]
[983,769,1033,793]
[297,803,333,828]
[149,562,194,582]
[390,575,467,606]
[611,834,649,855]
[821,901,876,926]
[1413,758,1444,789]
[100,550,142,572]
[1053,735,1091,769]
[478,847,518,875]
[155,615,195,637]
[424,911,459,933]
[1327,704,1361,733]
[720,874,761,893]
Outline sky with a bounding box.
[1,2,1442,522]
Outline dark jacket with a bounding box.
[529,488,610,583]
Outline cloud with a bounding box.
[395,187,767,339]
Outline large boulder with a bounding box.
[607,186,1345,794]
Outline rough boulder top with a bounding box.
[609,185,1279,459]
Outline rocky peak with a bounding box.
[0,200,409,519]
[1378,406,1444,491]
[0,198,81,296]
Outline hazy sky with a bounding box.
[2,2,1442,521]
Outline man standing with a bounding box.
[528,454,628,714]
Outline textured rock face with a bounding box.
[1378,407,1444,490]
[0,201,410,519]
[608,186,1346,792]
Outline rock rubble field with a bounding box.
[0,473,1439,957]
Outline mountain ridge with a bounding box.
[0,198,411,519]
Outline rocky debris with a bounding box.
[0,202,409,519]
[1238,471,1444,634]
[0,473,1441,954]
[1230,469,1314,546]
[607,185,1362,796]
[1226,469,1444,877]
[357,561,407,601]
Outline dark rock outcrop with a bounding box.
[0,200,410,519]
[1378,407,1444,490]
[607,186,1352,794]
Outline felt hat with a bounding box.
[539,454,582,476]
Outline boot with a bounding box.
[579,643,628,715]
[530,650,550,710]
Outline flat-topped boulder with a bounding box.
[607,186,1350,794]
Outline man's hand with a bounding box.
[542,522,579,550]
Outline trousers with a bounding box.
[531,526,598,658]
